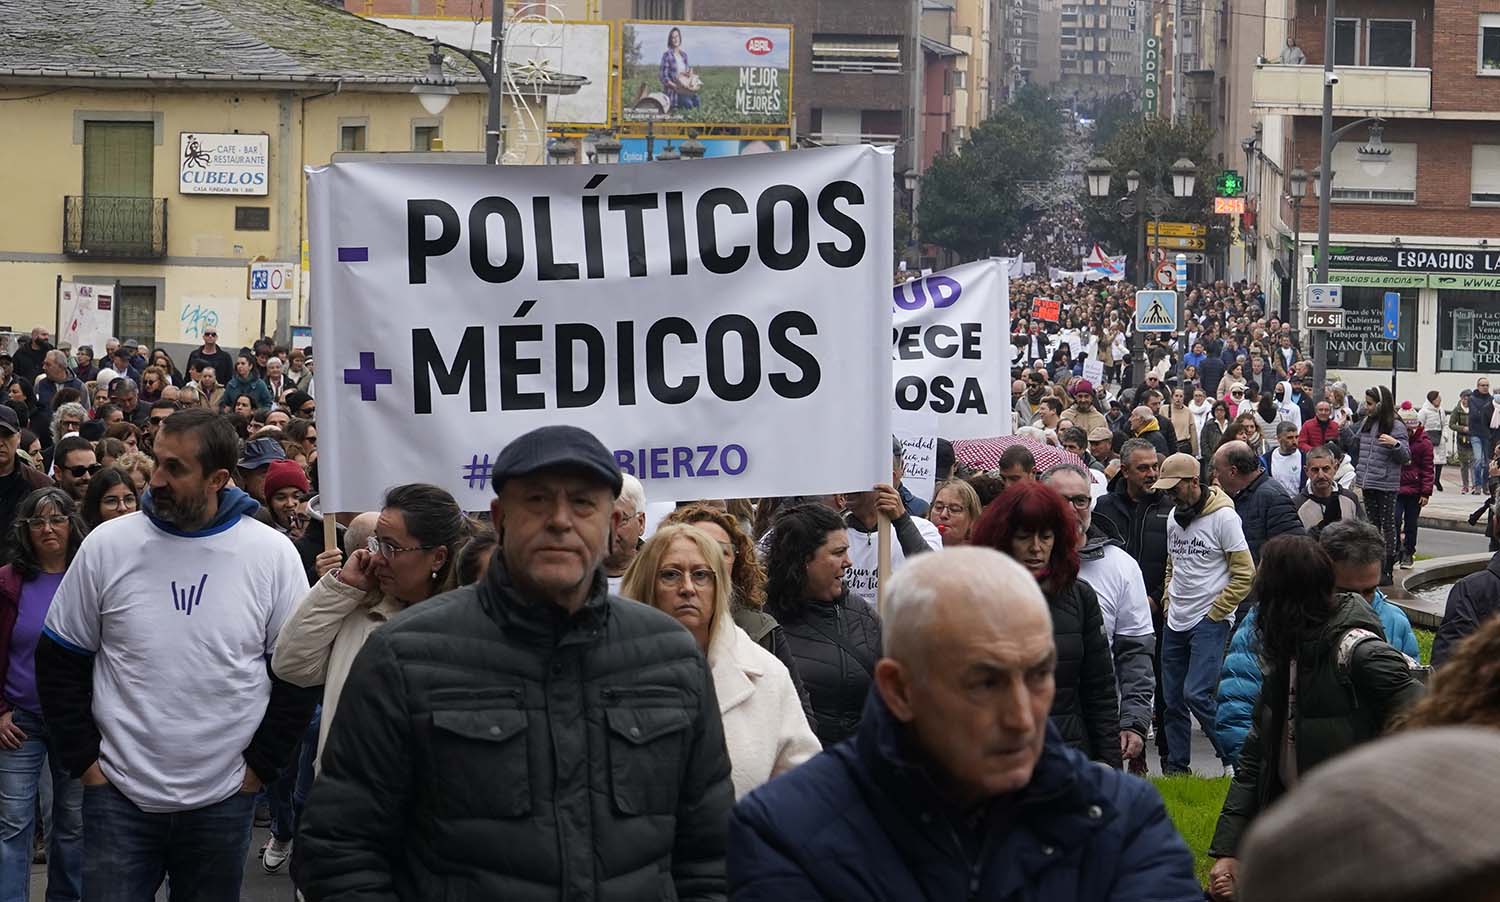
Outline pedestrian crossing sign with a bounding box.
[1134,290,1178,332]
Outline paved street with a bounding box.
[1415,524,1490,558]
[30,827,298,901]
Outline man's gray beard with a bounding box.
[156,491,210,531]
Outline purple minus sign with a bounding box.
[338,246,369,262]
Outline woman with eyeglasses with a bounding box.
[621,525,820,798]
[974,480,1122,767]
[661,503,814,727]
[0,488,85,898]
[80,464,139,530]
[926,477,982,546]
[273,482,468,770]
[764,503,879,748]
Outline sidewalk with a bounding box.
[1419,483,1489,533]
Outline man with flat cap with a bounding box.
[295,425,734,901]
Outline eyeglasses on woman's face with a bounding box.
[929,502,969,516]
[657,567,715,588]
[100,494,138,511]
[366,535,434,559]
[23,515,70,531]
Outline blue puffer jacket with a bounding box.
[1214,591,1420,765]
[729,691,1202,902]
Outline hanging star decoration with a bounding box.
[508,54,559,92]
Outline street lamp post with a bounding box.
[1286,166,1308,340]
[1085,156,1197,390]
[412,0,508,165]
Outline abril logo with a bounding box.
[745,36,774,55]
[172,575,209,616]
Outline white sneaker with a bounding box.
[261,836,292,873]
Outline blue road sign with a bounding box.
[1383,291,1400,340]
[1135,290,1178,332]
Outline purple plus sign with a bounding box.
[343,352,392,401]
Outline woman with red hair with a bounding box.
[974,481,1123,767]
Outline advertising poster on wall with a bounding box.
[618,22,792,127]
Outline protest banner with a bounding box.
[308,144,894,512]
[1031,297,1060,322]
[891,258,1012,439]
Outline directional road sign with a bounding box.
[1305,283,1343,309]
[1148,235,1207,251]
[1146,221,1207,238]
[1135,290,1178,332]
[1304,309,1345,331]
[1383,291,1400,340]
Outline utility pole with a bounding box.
[486,0,507,164]
[1312,0,1335,390]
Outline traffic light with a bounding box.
[1215,170,1245,197]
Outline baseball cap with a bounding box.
[1087,426,1112,443]
[238,437,287,470]
[0,405,18,436]
[1151,453,1199,490]
[490,425,623,497]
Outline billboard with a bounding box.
[615,137,784,162]
[618,22,792,128]
[504,20,611,126]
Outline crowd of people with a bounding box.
[5,289,1500,902]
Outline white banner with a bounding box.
[891,259,1012,439]
[57,281,114,355]
[309,145,894,511]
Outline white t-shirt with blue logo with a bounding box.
[44,509,307,813]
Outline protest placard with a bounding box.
[309,145,894,511]
[891,258,1011,439]
[891,407,939,506]
[1083,358,1104,387]
[1031,297,1060,322]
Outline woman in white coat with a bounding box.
[272,483,468,768]
[622,524,820,798]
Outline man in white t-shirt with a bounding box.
[36,408,317,898]
[835,438,943,609]
[1043,465,1156,771]
[1152,452,1255,776]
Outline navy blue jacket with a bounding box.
[728,692,1201,902]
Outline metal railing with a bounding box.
[63,195,167,259]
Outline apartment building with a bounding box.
[1248,0,1500,402]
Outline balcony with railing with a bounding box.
[1252,63,1431,114]
[63,195,167,259]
